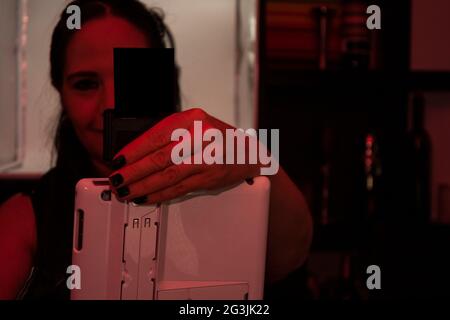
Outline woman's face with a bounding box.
[61,16,149,175]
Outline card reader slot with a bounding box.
[122,223,128,263]
[120,223,128,300]
[153,221,159,261]
[74,209,84,251]
[120,280,124,300]
[93,180,110,186]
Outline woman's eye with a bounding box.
[73,79,99,91]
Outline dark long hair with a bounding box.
[50,0,181,176]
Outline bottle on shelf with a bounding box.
[405,92,431,223]
[334,253,361,300]
[318,126,333,225]
[313,6,333,70]
[341,0,371,70]
[364,131,382,219]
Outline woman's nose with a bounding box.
[101,79,115,112]
[94,80,115,129]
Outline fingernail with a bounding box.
[109,174,124,187]
[132,196,148,205]
[117,186,130,198]
[111,155,126,170]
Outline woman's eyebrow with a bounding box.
[66,71,97,81]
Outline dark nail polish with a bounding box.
[132,196,148,205]
[109,174,124,187]
[111,155,126,170]
[117,186,130,198]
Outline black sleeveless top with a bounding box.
[19,161,297,299]
[18,115,99,299]
[20,169,304,301]
[22,164,96,300]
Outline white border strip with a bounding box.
[0,0,28,172]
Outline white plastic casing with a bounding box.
[71,177,270,300]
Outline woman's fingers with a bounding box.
[109,109,223,188]
[110,155,258,205]
[109,140,190,188]
[106,107,264,204]
[111,108,208,167]
[132,172,220,205]
[111,161,205,203]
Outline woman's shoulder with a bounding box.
[0,193,36,299]
[0,167,62,236]
[0,192,36,250]
[0,192,33,212]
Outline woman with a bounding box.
[0,0,312,299]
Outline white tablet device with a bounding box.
[71,176,270,300]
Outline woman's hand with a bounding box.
[108,108,262,204]
[106,107,312,284]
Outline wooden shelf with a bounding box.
[264,70,450,93]
[408,71,450,91]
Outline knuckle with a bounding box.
[120,165,137,183]
[153,150,168,170]
[207,171,223,189]
[141,179,151,192]
[173,183,188,196]
[189,107,207,120]
[215,166,234,186]
[176,110,190,124]
[155,133,166,146]
[164,166,180,185]
[148,132,167,151]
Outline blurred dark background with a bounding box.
[260,0,450,300]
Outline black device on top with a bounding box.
[103,48,176,164]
